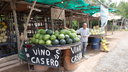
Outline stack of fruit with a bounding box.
[30,29,80,46]
[0,22,8,43]
[90,26,105,35]
[101,38,109,52]
[0,33,8,43]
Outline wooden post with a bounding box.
[111,20,114,35]
[121,18,125,30]
[98,18,100,26]
[51,19,54,31]
[20,0,37,50]
[44,18,48,29]
[87,15,89,28]
[64,19,66,28]
[10,0,20,53]
[78,20,80,29]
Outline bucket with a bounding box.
[34,65,49,72]
[92,38,101,50]
[92,38,101,43]
[92,43,100,50]
[63,49,79,72]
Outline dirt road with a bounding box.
[93,31,128,72]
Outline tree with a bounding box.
[115,2,128,18]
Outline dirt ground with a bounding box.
[93,31,128,72]
[2,31,128,72]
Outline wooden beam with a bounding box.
[75,5,93,8]
[3,0,88,16]
[1,0,22,2]
[10,0,20,53]
[17,1,88,16]
[80,8,100,11]
[20,0,37,50]
[0,54,18,64]
[16,1,50,8]
[0,54,19,72]
[0,62,20,72]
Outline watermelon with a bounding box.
[43,34,50,40]
[54,30,59,37]
[75,37,80,42]
[69,33,77,39]
[46,40,52,45]
[60,29,66,34]
[31,37,36,43]
[39,40,45,45]
[50,35,56,40]
[65,30,71,35]
[65,34,70,39]
[66,38,73,44]
[33,34,36,38]
[35,33,40,39]
[72,37,80,43]
[59,39,66,45]
[39,35,43,40]
[52,39,59,45]
[35,39,39,44]
[70,29,76,33]
[38,29,46,34]
[46,30,54,35]
[58,34,65,39]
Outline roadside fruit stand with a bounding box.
[17,0,86,71]
[89,25,109,51]
[18,0,111,71]
[20,29,83,72]
[0,0,113,71]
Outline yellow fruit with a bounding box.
[2,28,6,31]
[1,39,7,43]
[102,43,106,46]
[102,46,109,51]
[2,22,5,25]
[4,26,7,29]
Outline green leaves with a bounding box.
[115,2,128,18]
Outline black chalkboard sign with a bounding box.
[24,44,61,68]
[71,43,82,63]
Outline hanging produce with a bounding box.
[29,29,80,46]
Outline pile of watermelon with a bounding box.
[30,29,80,46]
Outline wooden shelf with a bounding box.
[0,54,20,72]
[0,42,16,46]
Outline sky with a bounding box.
[112,0,128,5]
